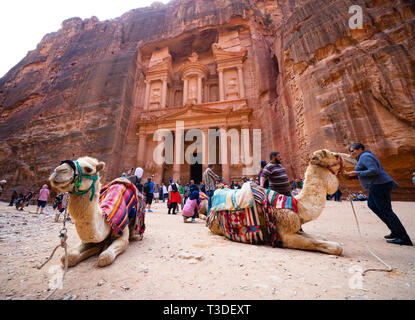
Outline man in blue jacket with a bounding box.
[348,142,412,246]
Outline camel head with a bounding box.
[49,156,105,196]
[310,149,356,175]
[332,152,357,169]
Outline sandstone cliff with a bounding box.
[1,0,414,200]
[269,0,415,199]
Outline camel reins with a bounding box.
[60,159,98,201]
[338,171,394,276]
[316,156,344,175]
[316,157,394,275]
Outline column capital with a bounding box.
[137,129,147,137]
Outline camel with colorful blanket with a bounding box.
[49,157,145,267]
[206,149,356,255]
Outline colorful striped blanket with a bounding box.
[210,182,254,212]
[99,178,145,236]
[207,206,265,244]
[250,185,298,213]
[207,184,299,248]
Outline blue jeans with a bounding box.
[207,190,215,214]
[368,181,410,239]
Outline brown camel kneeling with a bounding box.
[208,149,356,255]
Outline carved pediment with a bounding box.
[212,43,247,64]
[157,105,228,121]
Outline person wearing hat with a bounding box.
[36,184,50,214]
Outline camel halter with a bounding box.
[61,159,98,201]
[316,156,344,175]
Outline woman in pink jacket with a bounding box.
[182,190,200,223]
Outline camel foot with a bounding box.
[328,242,343,256]
[61,252,81,268]
[129,234,143,241]
[97,250,116,267]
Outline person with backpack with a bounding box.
[128,167,143,193]
[143,177,155,213]
[168,178,181,215]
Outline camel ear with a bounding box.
[321,149,327,157]
[96,161,105,173]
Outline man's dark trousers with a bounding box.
[368,181,411,240]
[207,190,215,214]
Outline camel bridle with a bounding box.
[60,159,98,201]
[314,156,344,175]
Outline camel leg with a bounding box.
[97,228,129,267]
[281,232,343,256]
[208,215,223,236]
[61,242,105,267]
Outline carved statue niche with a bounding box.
[187,77,198,104]
[225,75,239,100]
[149,82,162,107]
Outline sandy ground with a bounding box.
[0,199,414,300]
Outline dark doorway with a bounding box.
[190,153,203,184]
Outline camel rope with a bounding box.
[339,174,394,276]
[36,194,70,299]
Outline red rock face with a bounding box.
[0,0,414,200]
[270,0,415,199]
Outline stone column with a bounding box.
[183,78,188,106]
[173,144,181,182]
[218,69,224,101]
[173,129,184,182]
[205,83,209,103]
[144,80,151,109]
[202,128,209,172]
[197,76,202,104]
[137,132,147,167]
[155,164,164,184]
[237,66,245,98]
[161,78,168,108]
[220,127,230,183]
[240,125,251,176]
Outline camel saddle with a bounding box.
[99,178,145,236]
